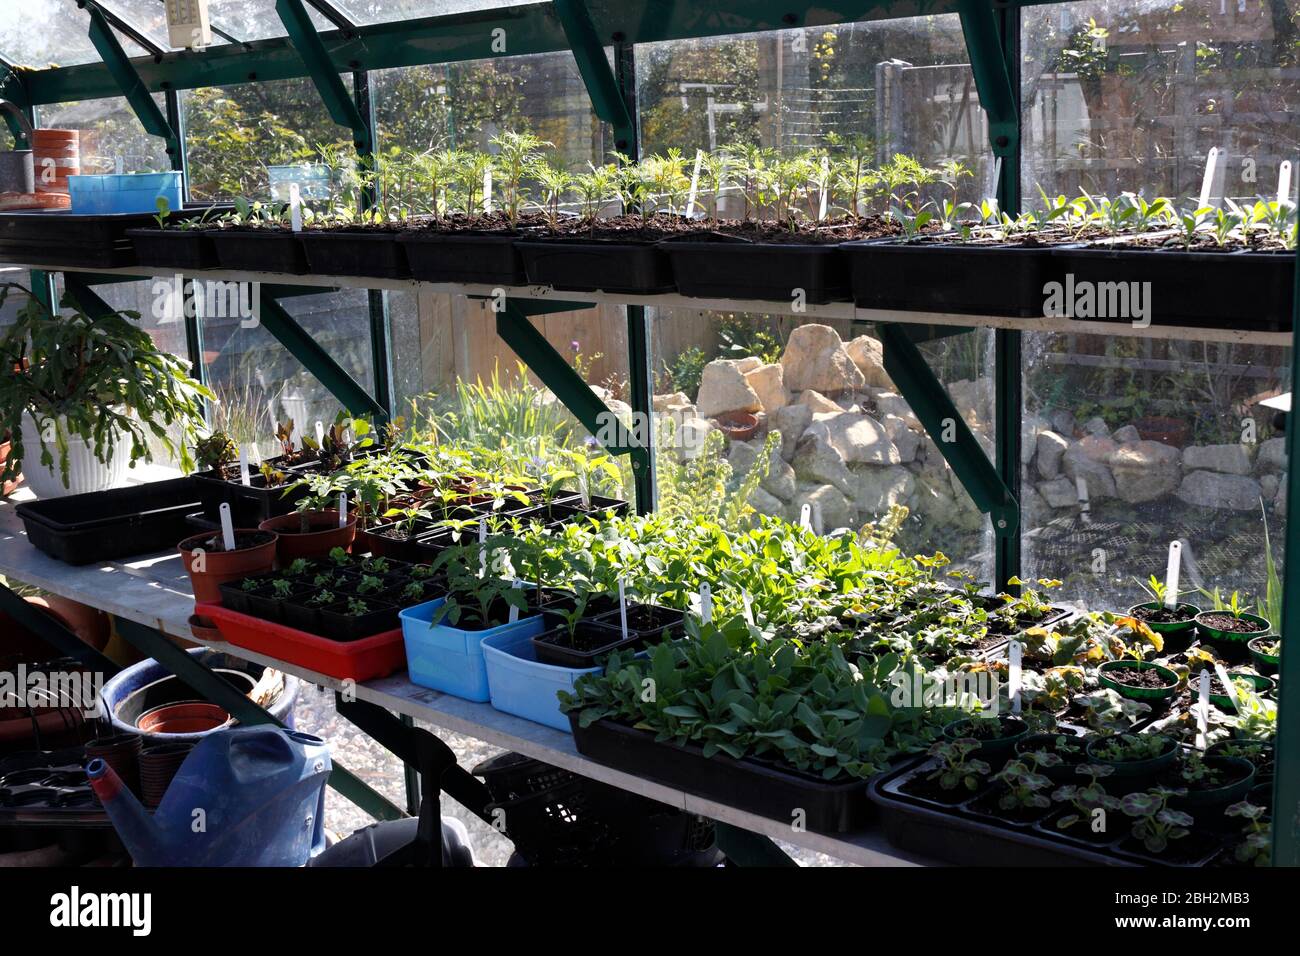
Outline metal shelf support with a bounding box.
[553,0,635,153]
[82,2,179,161]
[275,0,373,155]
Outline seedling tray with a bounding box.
[398,231,527,285]
[126,227,220,269]
[198,602,406,682]
[193,469,307,526]
[15,477,204,565]
[0,209,156,267]
[844,239,1051,317]
[208,228,310,274]
[569,715,875,833]
[300,230,409,279]
[517,237,676,294]
[868,755,1228,867]
[664,236,850,303]
[0,748,108,827]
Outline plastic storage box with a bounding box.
[481,625,600,731]
[68,172,183,215]
[399,599,544,702]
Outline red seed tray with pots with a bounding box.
[197,602,406,683]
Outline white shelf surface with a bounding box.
[0,486,932,866]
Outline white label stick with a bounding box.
[238,447,250,486]
[1196,670,1211,748]
[1164,540,1182,610]
[338,492,348,528]
[1009,641,1022,715]
[1199,147,1220,209]
[799,503,812,530]
[478,519,487,578]
[699,582,712,625]
[315,420,325,447]
[289,182,303,233]
[483,165,493,213]
[818,156,830,221]
[685,149,704,217]
[1278,161,1293,206]
[618,578,628,639]
[509,578,523,623]
[218,503,236,552]
[1213,663,1243,713]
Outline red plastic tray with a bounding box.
[196,602,406,683]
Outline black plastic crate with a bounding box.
[15,477,204,565]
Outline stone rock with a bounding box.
[1112,424,1140,443]
[727,440,759,476]
[744,363,788,413]
[771,404,813,462]
[1020,483,1050,526]
[1036,430,1069,480]
[1082,416,1110,438]
[780,324,865,395]
[1257,437,1287,473]
[793,483,854,534]
[653,392,690,412]
[1278,473,1288,516]
[844,335,891,388]
[797,389,842,414]
[1108,440,1181,504]
[850,464,915,515]
[792,434,856,496]
[763,451,798,501]
[1038,477,1078,509]
[696,359,761,419]
[1260,473,1280,502]
[1183,443,1253,476]
[1177,470,1262,511]
[1047,407,1076,438]
[881,414,919,464]
[949,379,992,427]
[871,391,918,430]
[734,356,763,374]
[748,485,786,518]
[1063,435,1117,499]
[803,411,900,465]
[1023,414,1049,466]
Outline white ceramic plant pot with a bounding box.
[19,411,132,499]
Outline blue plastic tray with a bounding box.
[481,625,601,732]
[399,599,543,702]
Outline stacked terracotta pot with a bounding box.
[1,129,78,211]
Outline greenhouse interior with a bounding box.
[0,0,1296,889]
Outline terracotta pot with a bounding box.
[188,614,223,643]
[258,509,358,563]
[178,530,279,604]
[717,412,760,441]
[84,733,143,796]
[29,594,111,651]
[1133,416,1190,449]
[136,701,230,735]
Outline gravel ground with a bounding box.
[292,686,848,867]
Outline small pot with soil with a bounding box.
[530,619,639,668]
[941,714,1029,761]
[1194,610,1271,648]
[317,596,400,641]
[1207,739,1274,779]
[208,223,310,274]
[1248,636,1280,675]
[1161,753,1255,813]
[179,529,279,604]
[1013,732,1087,783]
[258,509,358,563]
[125,225,220,270]
[397,211,540,284]
[716,411,760,441]
[282,587,343,634]
[1207,672,1275,710]
[1097,659,1180,702]
[1083,733,1177,791]
[1127,601,1200,650]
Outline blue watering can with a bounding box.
[87,726,330,867]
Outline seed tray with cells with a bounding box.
[0,748,107,826]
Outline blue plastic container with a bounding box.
[68,171,183,214]
[481,626,601,731]
[269,163,335,201]
[400,598,545,702]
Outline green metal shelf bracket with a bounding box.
[259,285,387,422]
[275,0,373,155]
[495,300,650,473]
[1,67,31,148]
[956,0,1018,157]
[880,323,1018,538]
[83,4,179,161]
[553,0,636,153]
[112,617,405,822]
[0,580,119,676]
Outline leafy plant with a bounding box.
[1225,801,1271,866]
[1120,788,1193,854]
[195,432,238,472]
[993,756,1057,810]
[1091,733,1170,763]
[1052,762,1121,830]
[926,738,990,791]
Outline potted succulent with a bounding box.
[0,284,211,498]
[178,527,279,604]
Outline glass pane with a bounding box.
[197,0,334,44]
[0,0,150,66]
[36,95,171,172]
[181,77,353,200]
[1022,331,1289,617]
[337,1,526,25]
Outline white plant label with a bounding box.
[698,582,712,625]
[799,503,812,530]
[218,503,236,552]
[1278,161,1292,205]
[685,149,704,217]
[483,166,493,213]
[1213,663,1242,713]
[618,578,628,640]
[238,447,250,486]
[114,155,123,175]
[478,519,487,577]
[1196,670,1210,748]
[577,472,590,510]
[741,591,754,626]
[818,156,830,221]
[315,420,325,447]
[1163,540,1182,610]
[289,182,303,233]
[338,492,348,528]
[509,578,523,623]
[1199,147,1220,209]
[1009,641,1022,715]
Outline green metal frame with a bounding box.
[553,0,635,153]
[275,0,373,155]
[82,3,179,161]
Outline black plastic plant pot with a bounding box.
[397,231,526,285]
[1047,244,1294,333]
[1012,733,1087,784]
[592,603,687,640]
[1083,735,1178,791]
[208,228,310,274]
[517,237,676,294]
[1165,756,1255,813]
[317,598,399,641]
[384,579,446,611]
[1248,636,1280,674]
[1127,602,1200,651]
[531,621,642,668]
[125,227,219,270]
[300,230,409,279]
[843,239,1052,317]
[662,235,851,304]
[217,575,272,616]
[356,523,423,563]
[941,715,1029,761]
[1207,739,1274,777]
[576,494,630,518]
[1097,660,1180,703]
[281,598,325,635]
[242,581,309,623]
[193,470,308,527]
[569,715,876,833]
[0,210,158,268]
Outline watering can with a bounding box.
[87,725,330,867]
[0,101,35,196]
